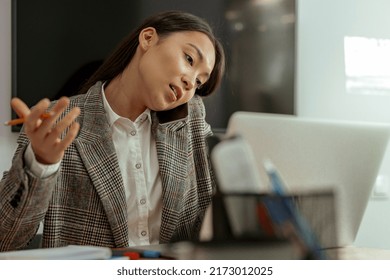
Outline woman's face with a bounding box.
[136,29,216,111]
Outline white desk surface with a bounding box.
[327,246,390,260]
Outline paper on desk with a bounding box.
[0,245,112,260]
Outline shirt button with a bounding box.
[141,231,147,237]
[130,130,136,136]
[140,198,146,205]
[135,163,141,169]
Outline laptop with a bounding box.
[224,111,390,248]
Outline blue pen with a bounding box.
[141,250,161,258]
[263,159,326,259]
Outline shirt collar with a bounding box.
[101,82,151,127]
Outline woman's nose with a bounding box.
[182,74,195,90]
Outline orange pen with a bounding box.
[4,113,51,126]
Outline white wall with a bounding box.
[0,0,18,174]
[2,0,390,249]
[297,0,390,249]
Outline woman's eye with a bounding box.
[185,54,194,66]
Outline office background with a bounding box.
[10,0,295,132]
[1,0,390,249]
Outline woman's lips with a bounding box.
[169,84,182,101]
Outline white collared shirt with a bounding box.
[24,85,163,246]
[101,85,162,246]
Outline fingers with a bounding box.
[23,98,51,134]
[35,119,80,164]
[10,97,34,119]
[33,97,70,138]
[44,106,81,144]
[36,104,80,163]
[58,121,80,151]
[15,96,82,164]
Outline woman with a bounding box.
[0,11,225,251]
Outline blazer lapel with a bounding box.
[74,84,129,247]
[152,106,190,243]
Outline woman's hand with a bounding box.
[11,97,80,165]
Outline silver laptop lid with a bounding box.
[226,111,390,247]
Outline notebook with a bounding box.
[225,111,390,248]
[0,245,112,260]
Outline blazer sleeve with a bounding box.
[0,133,58,252]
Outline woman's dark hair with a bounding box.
[80,10,225,97]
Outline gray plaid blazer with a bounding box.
[0,82,215,251]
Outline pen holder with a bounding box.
[210,191,337,259]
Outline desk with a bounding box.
[133,243,390,260]
[132,241,301,260]
[1,244,390,260]
[326,246,390,260]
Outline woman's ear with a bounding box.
[139,27,158,50]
